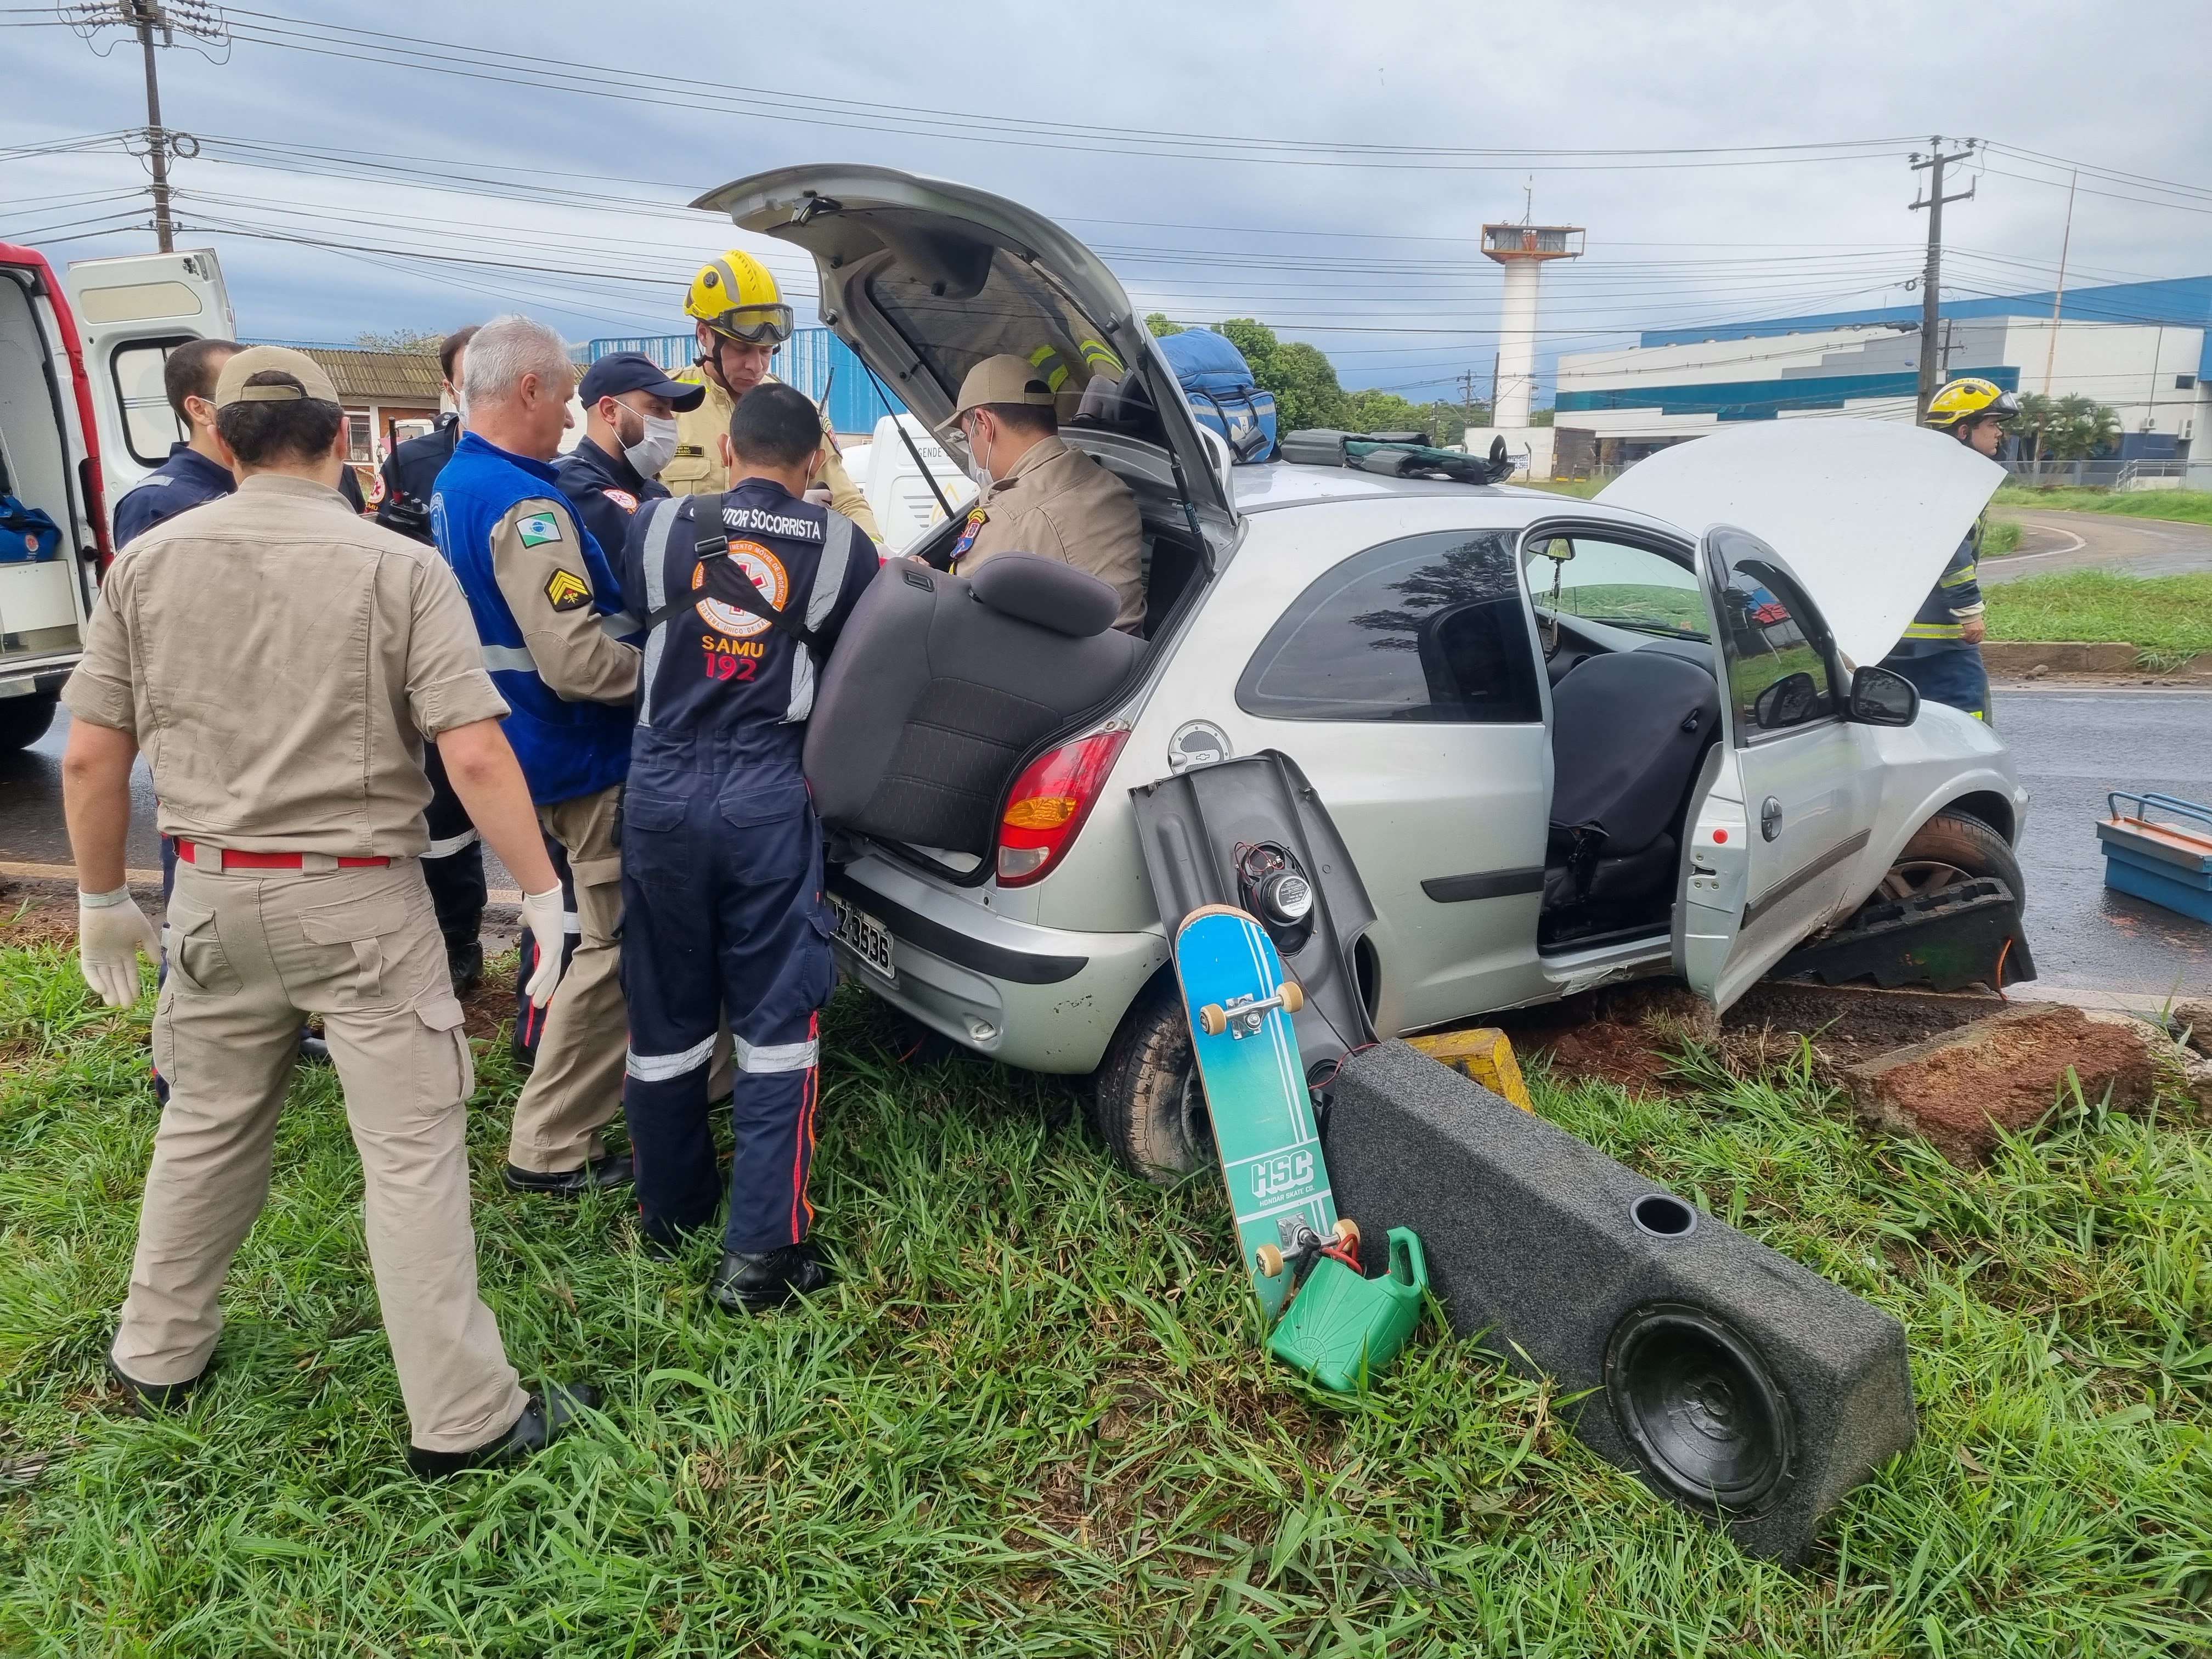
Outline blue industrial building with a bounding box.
[582,329,902,436]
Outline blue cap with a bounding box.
[577,350,705,411]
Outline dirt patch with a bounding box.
[1525,1021,1684,1094]
[0,886,85,949]
[1844,1004,2170,1166]
[459,964,517,1045]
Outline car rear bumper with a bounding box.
[827,856,1166,1073]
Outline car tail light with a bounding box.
[996,726,1130,887]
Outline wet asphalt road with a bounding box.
[4,693,2207,999]
[1984,506,2212,583]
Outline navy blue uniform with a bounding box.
[111,443,235,549]
[375,411,460,544]
[1881,523,1990,721]
[616,479,876,1249]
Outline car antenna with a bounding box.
[862,359,957,524]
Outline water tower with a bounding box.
[1481,219,1584,427]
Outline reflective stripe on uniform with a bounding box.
[1900,621,1967,640]
[1939,563,1979,589]
[483,644,537,674]
[786,513,855,723]
[424,828,481,859]
[563,911,582,935]
[737,1036,819,1073]
[601,611,642,637]
[625,1032,715,1081]
[637,496,680,726]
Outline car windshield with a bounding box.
[1523,535,1709,641]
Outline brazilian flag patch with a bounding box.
[517,512,563,548]
[544,569,592,611]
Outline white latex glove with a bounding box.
[519,884,568,1008]
[78,887,161,1008]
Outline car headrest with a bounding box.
[969,552,1119,638]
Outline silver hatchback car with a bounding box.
[699,165,2029,1179]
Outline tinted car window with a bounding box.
[1238,531,1542,723]
[1523,535,1707,640]
[1711,539,1838,737]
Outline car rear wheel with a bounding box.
[1872,809,2024,909]
[1093,974,1211,1184]
[0,690,58,752]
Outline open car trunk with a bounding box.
[695,166,1238,874]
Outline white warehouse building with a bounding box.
[1551,276,2212,480]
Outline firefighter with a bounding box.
[1883,377,2017,723]
[665,249,883,544]
[616,383,877,1311]
[431,315,640,1195]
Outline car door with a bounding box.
[1230,525,1553,1034]
[1675,528,1880,1007]
[64,249,234,501]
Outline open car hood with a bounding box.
[695,165,1232,533]
[1595,418,2004,665]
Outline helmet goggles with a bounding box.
[704,302,795,347]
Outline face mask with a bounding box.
[619,404,679,478]
[963,417,994,486]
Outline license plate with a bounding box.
[829,893,894,981]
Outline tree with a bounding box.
[354,328,443,353]
[2016,391,2119,473]
[1144,313,1184,338]
[1216,318,1352,432]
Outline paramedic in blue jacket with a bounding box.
[500,351,704,1065]
[1881,376,2016,723]
[617,383,877,1312]
[432,315,642,1198]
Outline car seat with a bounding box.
[1543,650,1722,916]
[804,553,1145,856]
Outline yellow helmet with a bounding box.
[1926,376,2020,430]
[685,250,794,345]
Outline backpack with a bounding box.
[1156,330,1278,463]
[0,495,59,563]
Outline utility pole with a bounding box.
[2041,169,2077,398]
[1909,137,1978,422]
[1458,368,1480,432]
[62,2,227,253]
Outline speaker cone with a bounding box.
[1606,1302,1796,1514]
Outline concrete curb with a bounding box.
[1983,641,2212,677]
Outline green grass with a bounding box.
[1991,487,2212,527]
[1985,571,2212,665]
[1980,519,2023,557]
[3,941,2209,1656]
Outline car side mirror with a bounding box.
[1847,664,1920,726]
[1752,670,1821,730]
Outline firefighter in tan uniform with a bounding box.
[664,250,883,545]
[429,315,642,1196]
[942,355,1144,630]
[61,346,594,1475]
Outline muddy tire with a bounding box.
[1093,974,1210,1184]
[1873,810,2025,910]
[0,690,57,752]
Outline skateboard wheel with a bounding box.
[1199,1004,1227,1036]
[1279,981,1305,1014]
[1256,1244,1285,1278]
[1333,1218,1361,1253]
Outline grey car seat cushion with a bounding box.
[805,558,1143,855]
[969,550,1120,637]
[1545,650,1721,899]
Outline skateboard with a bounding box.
[1172,904,1359,1326]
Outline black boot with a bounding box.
[407,1383,600,1478]
[708,1241,833,1314]
[445,937,484,996]
[108,1354,206,1414]
[503,1153,633,1196]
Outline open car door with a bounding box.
[64,249,234,504]
[1596,418,2002,1008]
[691,166,1234,551]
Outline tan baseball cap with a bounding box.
[939,353,1058,429]
[212,344,341,408]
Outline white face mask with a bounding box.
[619,405,680,478]
[963,416,994,486]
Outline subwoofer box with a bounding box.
[1325,1041,1915,1563]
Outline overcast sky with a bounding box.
[7,0,2209,398]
